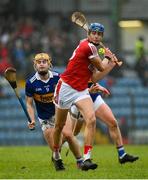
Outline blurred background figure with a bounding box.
[135,36,148,86]
[135,36,145,63]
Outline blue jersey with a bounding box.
[25,71,59,120]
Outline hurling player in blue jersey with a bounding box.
[70,82,139,164]
[25,53,83,171]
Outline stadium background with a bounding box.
[0,0,148,146]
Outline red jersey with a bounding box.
[60,39,98,91]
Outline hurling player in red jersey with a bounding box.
[52,23,116,171]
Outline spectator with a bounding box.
[0,42,12,75]
[135,36,148,86]
[0,15,97,79]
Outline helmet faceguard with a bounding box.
[88,23,104,33]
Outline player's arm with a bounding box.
[26,96,36,129]
[90,56,104,71]
[91,58,116,83]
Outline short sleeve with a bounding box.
[88,43,99,59]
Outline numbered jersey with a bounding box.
[60,39,99,91]
[25,71,59,120]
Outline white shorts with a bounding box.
[38,116,55,131]
[54,79,90,109]
[70,95,105,121]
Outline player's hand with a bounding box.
[111,54,122,66]
[96,84,110,96]
[104,48,113,60]
[108,55,117,67]
[89,84,100,93]
[28,121,35,130]
[104,49,123,67]
[89,83,110,95]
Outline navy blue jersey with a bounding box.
[25,71,59,120]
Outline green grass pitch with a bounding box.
[0,145,147,179]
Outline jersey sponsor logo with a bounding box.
[35,88,42,91]
[33,93,54,103]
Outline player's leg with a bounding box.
[39,119,62,169]
[53,107,68,152]
[70,104,84,136]
[52,107,68,171]
[95,101,139,164]
[73,118,84,136]
[43,127,64,169]
[53,81,97,170]
[43,128,55,151]
[62,109,83,157]
[75,97,98,170]
[39,119,55,151]
[62,113,83,168]
[62,113,81,158]
[95,103,123,144]
[53,107,68,158]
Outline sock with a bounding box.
[76,157,83,164]
[53,145,61,160]
[83,145,92,161]
[117,146,126,159]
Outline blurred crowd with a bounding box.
[0,15,148,88]
[0,15,77,79]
